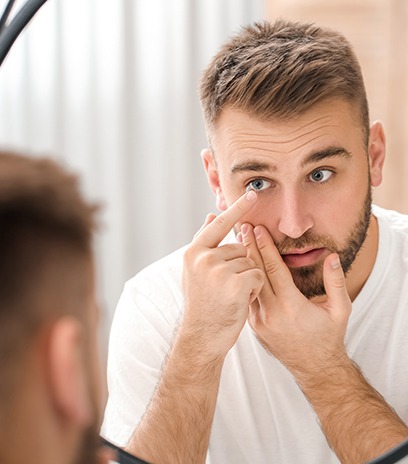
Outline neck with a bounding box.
[0,403,73,464]
[345,213,379,302]
[0,365,78,464]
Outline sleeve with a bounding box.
[367,439,408,464]
[100,261,183,447]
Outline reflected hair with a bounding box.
[0,151,99,399]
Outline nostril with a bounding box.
[278,217,313,240]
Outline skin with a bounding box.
[127,191,264,463]
[203,98,385,301]
[241,223,408,463]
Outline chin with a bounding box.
[291,265,326,299]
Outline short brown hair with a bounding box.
[200,19,369,144]
[0,151,99,400]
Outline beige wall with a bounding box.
[265,0,408,213]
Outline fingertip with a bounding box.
[207,212,217,223]
[323,253,351,317]
[329,253,341,271]
[323,253,348,294]
[245,190,257,201]
[254,225,263,240]
[241,223,249,235]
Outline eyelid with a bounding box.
[312,167,334,173]
[244,175,273,187]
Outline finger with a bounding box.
[194,213,217,239]
[216,243,248,261]
[323,253,352,319]
[241,223,271,295]
[242,223,276,311]
[241,223,265,271]
[239,267,264,302]
[194,190,257,248]
[226,256,260,274]
[253,225,296,298]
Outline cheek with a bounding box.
[316,186,369,239]
[236,199,276,230]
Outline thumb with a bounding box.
[323,253,352,319]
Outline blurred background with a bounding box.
[0,0,407,358]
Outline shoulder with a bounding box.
[115,245,188,323]
[373,205,408,230]
[127,245,187,291]
[108,246,188,356]
[123,230,237,298]
[373,205,408,245]
[373,205,408,264]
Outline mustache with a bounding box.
[276,232,337,255]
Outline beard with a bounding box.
[276,185,373,298]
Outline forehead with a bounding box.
[211,98,364,168]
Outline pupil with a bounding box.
[254,180,263,189]
[313,171,323,181]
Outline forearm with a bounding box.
[126,328,224,464]
[295,357,408,464]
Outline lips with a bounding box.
[281,247,327,268]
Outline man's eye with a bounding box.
[246,178,272,192]
[309,169,333,183]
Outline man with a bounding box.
[239,219,408,464]
[0,151,148,464]
[101,19,408,463]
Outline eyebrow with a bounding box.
[300,146,352,168]
[230,146,351,175]
[230,160,273,175]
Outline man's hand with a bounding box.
[241,223,408,464]
[182,191,264,358]
[127,191,264,464]
[241,223,351,375]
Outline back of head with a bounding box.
[0,151,98,408]
[200,19,369,144]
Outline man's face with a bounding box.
[204,98,384,297]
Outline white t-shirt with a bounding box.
[101,205,408,464]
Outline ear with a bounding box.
[367,121,386,187]
[201,148,227,211]
[47,317,92,427]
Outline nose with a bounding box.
[277,189,313,239]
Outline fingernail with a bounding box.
[330,256,341,269]
[236,232,243,243]
[241,223,249,236]
[254,226,261,239]
[246,190,256,201]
